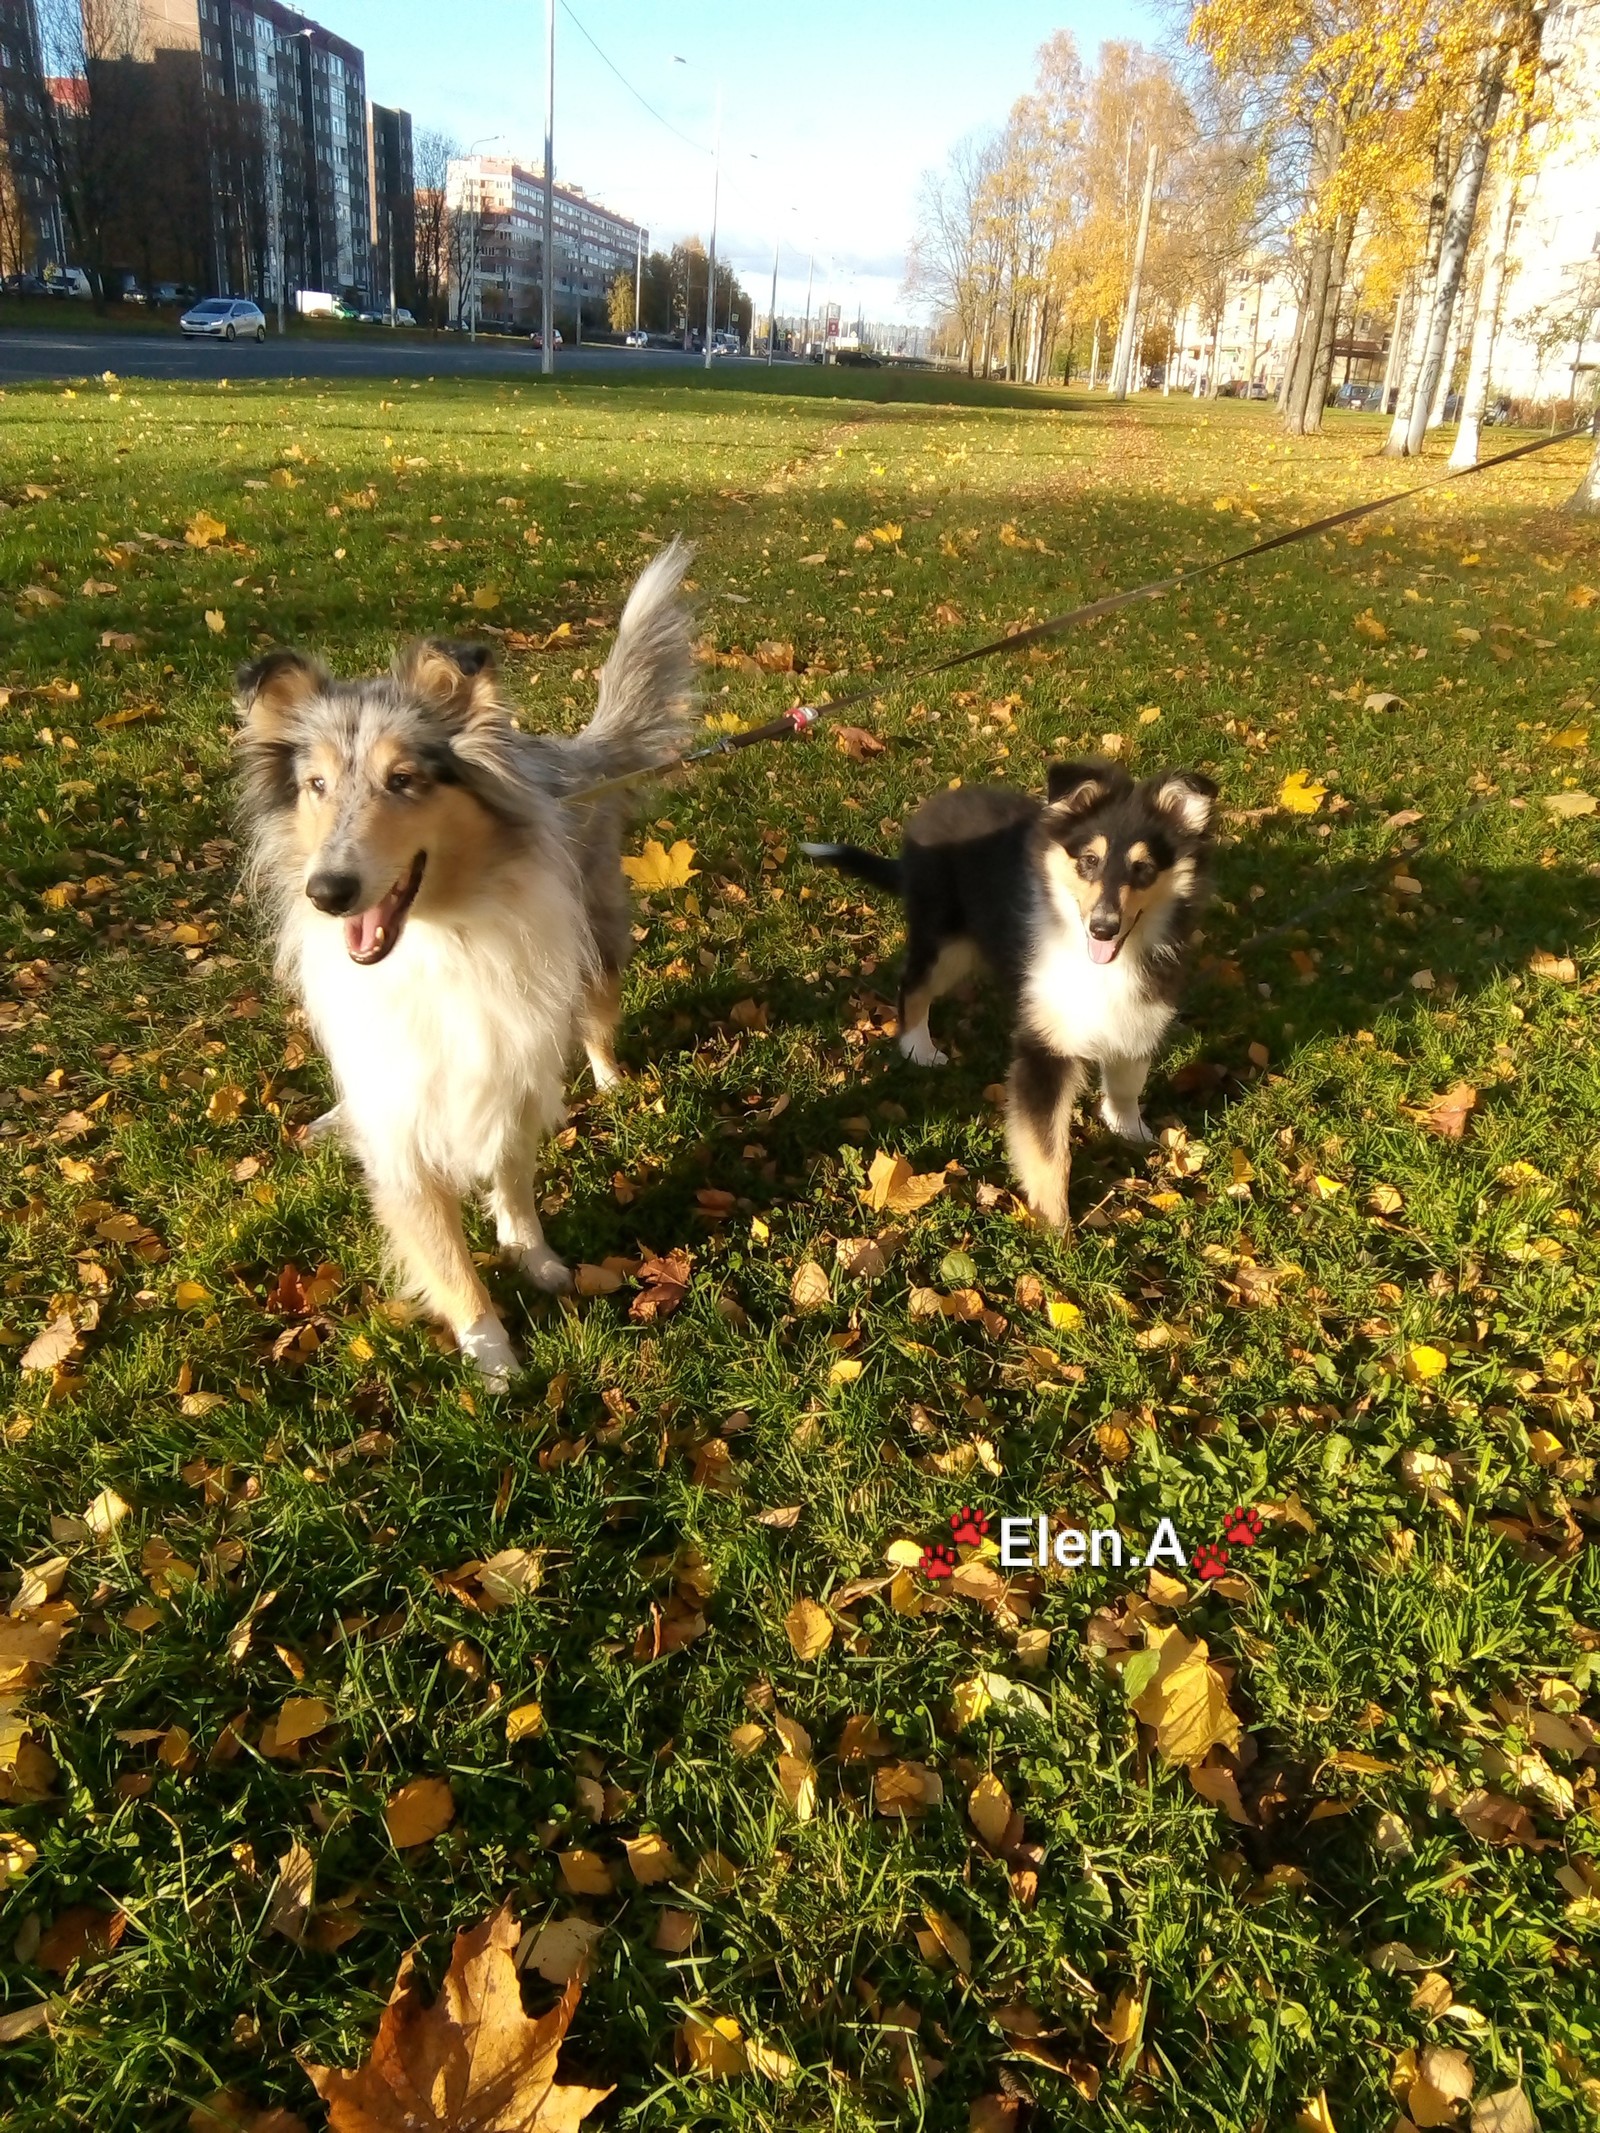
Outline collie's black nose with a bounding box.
[306,869,362,915]
[1088,910,1122,940]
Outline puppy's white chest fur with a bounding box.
[1022,921,1172,1064]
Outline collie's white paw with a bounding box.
[509,1243,573,1293]
[303,1104,345,1147]
[1101,1100,1154,1144]
[586,1053,624,1093]
[898,1025,948,1068]
[457,1311,518,1388]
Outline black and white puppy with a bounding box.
[803,759,1218,1228]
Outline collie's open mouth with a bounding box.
[345,852,425,966]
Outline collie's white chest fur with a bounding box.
[1021,917,1174,1064]
[284,859,592,1193]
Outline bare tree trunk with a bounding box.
[1297,215,1353,435]
[1391,33,1517,457]
[1428,253,1475,426]
[1206,305,1222,396]
[1385,134,1451,452]
[1380,276,1411,412]
[1570,427,1600,512]
[1285,227,1334,434]
[1244,277,1263,395]
[1109,140,1157,399]
[1088,316,1100,389]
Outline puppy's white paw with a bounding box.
[1101,1100,1154,1144]
[303,1104,345,1148]
[586,1054,624,1093]
[457,1311,518,1388]
[898,1025,948,1068]
[509,1243,574,1294]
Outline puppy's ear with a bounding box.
[395,638,503,726]
[1149,770,1219,836]
[1046,758,1119,816]
[234,648,327,736]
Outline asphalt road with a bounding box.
[0,328,775,384]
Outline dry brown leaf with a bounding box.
[789,1260,832,1314]
[20,1312,82,1375]
[1420,1083,1479,1140]
[525,1916,605,1985]
[862,1150,946,1215]
[383,1775,455,1850]
[558,1848,615,1896]
[38,1902,125,1973]
[1470,2088,1538,2133]
[775,1752,816,1821]
[920,1905,972,1976]
[1129,1627,1241,1764]
[654,1908,699,1953]
[873,1760,943,1817]
[968,1773,1013,1849]
[623,1833,683,1886]
[784,1596,833,1660]
[307,1904,612,2130]
[268,1838,315,1945]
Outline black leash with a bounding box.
[562,423,1589,809]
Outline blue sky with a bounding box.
[318,0,1165,322]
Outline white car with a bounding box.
[180,297,267,342]
[624,330,648,347]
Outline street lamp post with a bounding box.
[703,82,721,368]
[633,224,642,336]
[801,252,813,360]
[541,0,555,375]
[766,230,779,364]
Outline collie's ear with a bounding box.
[234,649,328,736]
[395,638,503,726]
[1149,770,1218,836]
[1046,758,1121,816]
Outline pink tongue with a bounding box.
[1088,933,1121,965]
[345,907,383,958]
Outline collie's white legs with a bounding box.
[368,1172,517,1387]
[1099,1056,1154,1143]
[487,1160,572,1294]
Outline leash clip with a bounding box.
[785,703,820,734]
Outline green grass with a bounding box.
[3,369,1600,2131]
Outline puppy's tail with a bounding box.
[800,841,904,895]
[571,536,697,789]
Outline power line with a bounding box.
[558,1,710,157]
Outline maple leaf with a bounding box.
[204,609,226,635]
[1128,1625,1241,1764]
[184,510,227,549]
[861,1150,945,1215]
[1277,770,1326,814]
[620,839,698,892]
[307,1904,613,2131]
[1419,1082,1478,1139]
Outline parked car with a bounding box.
[393,307,416,326]
[3,272,51,297]
[527,328,564,349]
[180,296,267,341]
[108,270,145,304]
[1483,394,1513,426]
[44,266,92,298]
[624,329,648,348]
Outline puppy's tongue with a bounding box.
[1088,933,1122,966]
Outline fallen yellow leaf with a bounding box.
[620,839,698,892]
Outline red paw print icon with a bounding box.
[949,1504,991,1547]
[1222,1505,1263,1548]
[1193,1540,1230,1581]
[920,1541,957,1580]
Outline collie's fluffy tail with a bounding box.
[800,841,904,895]
[548,537,696,798]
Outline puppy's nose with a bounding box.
[306,869,362,915]
[1088,909,1122,940]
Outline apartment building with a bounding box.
[367,98,413,314]
[447,154,643,332]
[0,0,63,272]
